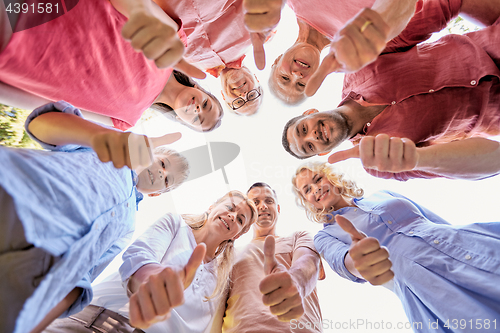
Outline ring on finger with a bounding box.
[360,20,372,33]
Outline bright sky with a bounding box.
[95,7,500,332]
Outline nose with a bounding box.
[258,202,268,211]
[158,168,166,180]
[306,129,320,141]
[227,211,236,222]
[291,70,303,79]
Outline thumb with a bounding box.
[148,132,182,148]
[174,58,207,80]
[305,53,341,97]
[328,145,360,164]
[251,33,266,70]
[181,243,206,289]
[336,215,366,242]
[263,235,277,275]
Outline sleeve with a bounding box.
[59,273,93,317]
[383,0,462,53]
[24,100,84,151]
[119,213,181,283]
[314,230,366,283]
[365,168,444,181]
[292,231,326,280]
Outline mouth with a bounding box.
[317,189,329,202]
[147,169,154,185]
[294,59,310,68]
[258,212,271,219]
[320,121,329,143]
[219,217,230,230]
[184,97,195,113]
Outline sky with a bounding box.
[95,7,500,332]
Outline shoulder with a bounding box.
[153,212,184,232]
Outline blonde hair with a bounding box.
[292,162,364,224]
[182,190,257,300]
[151,147,190,193]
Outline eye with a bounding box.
[315,176,322,183]
[164,178,169,188]
[203,99,208,108]
[298,82,306,87]
[308,143,314,151]
[160,160,166,169]
[266,199,273,204]
[238,216,243,225]
[302,124,306,134]
[305,186,311,195]
[281,75,290,81]
[253,200,259,205]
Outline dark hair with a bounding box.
[282,115,308,159]
[247,182,278,201]
[151,70,224,132]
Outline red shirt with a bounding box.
[340,1,500,181]
[0,0,172,130]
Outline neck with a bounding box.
[338,100,387,137]
[192,227,220,263]
[296,18,331,51]
[334,197,354,210]
[253,226,277,240]
[153,74,184,111]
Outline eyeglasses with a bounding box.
[230,89,261,110]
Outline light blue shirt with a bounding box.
[0,101,142,333]
[315,190,500,333]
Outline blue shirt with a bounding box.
[0,101,142,333]
[315,190,500,333]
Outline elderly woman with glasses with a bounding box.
[220,66,264,116]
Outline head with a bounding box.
[220,66,263,116]
[136,147,190,196]
[292,162,363,223]
[246,182,280,235]
[183,190,257,300]
[151,70,224,132]
[269,42,321,105]
[282,109,351,159]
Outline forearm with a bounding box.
[0,81,51,110]
[289,251,320,297]
[127,263,164,294]
[416,138,500,180]
[371,0,418,40]
[28,112,114,147]
[343,253,363,279]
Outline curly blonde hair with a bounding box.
[182,190,257,300]
[292,162,364,224]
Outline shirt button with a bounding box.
[387,220,393,224]
[470,80,477,85]
[126,202,130,208]
[354,209,358,212]
[433,240,440,244]
[409,231,414,234]
[195,18,200,23]
[428,89,434,93]
[202,34,208,39]
[391,101,396,105]
[111,211,115,217]
[465,255,472,260]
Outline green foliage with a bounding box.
[447,16,481,34]
[0,104,40,148]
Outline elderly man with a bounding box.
[282,1,500,181]
[211,182,324,333]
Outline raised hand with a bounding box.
[336,216,394,285]
[129,243,206,329]
[328,134,418,173]
[259,236,305,322]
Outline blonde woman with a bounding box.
[292,162,500,333]
[45,191,257,333]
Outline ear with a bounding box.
[303,108,319,116]
[253,74,260,83]
[272,54,283,67]
[148,192,162,197]
[318,151,331,156]
[221,90,226,101]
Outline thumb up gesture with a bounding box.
[336,216,394,285]
[259,236,305,322]
[129,243,206,328]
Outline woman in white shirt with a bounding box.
[44,190,257,333]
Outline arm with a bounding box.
[460,0,500,27]
[288,247,321,298]
[0,81,51,110]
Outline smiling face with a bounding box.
[286,110,350,158]
[136,153,187,195]
[220,67,262,115]
[247,186,280,233]
[294,169,343,211]
[206,195,254,240]
[173,86,222,132]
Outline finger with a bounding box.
[358,136,375,168]
[354,246,390,269]
[128,134,154,171]
[370,268,395,285]
[262,277,298,307]
[350,237,381,261]
[129,294,147,328]
[148,132,182,149]
[328,145,360,164]
[304,53,341,97]
[92,137,111,164]
[335,215,366,241]
[373,134,390,169]
[277,305,305,322]
[122,15,147,41]
[181,243,206,288]
[263,235,277,275]
[269,293,302,316]
[154,40,185,69]
[401,138,418,169]
[148,273,171,317]
[136,283,157,325]
[161,267,184,309]
[251,33,266,70]
[173,59,206,79]
[107,135,127,169]
[360,259,393,282]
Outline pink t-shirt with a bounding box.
[0,0,172,130]
[155,0,250,77]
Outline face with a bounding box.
[295,169,342,211]
[173,86,221,131]
[247,186,280,231]
[287,110,349,158]
[271,43,321,98]
[220,67,262,115]
[136,154,185,195]
[206,195,253,240]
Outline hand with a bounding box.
[328,134,418,173]
[243,0,284,70]
[122,7,206,78]
[336,216,394,285]
[129,243,206,329]
[305,8,389,97]
[259,236,305,322]
[90,130,181,172]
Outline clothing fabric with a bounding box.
[340,1,500,180]
[0,101,141,333]
[44,305,145,333]
[0,0,172,130]
[155,0,251,77]
[222,232,324,333]
[315,190,500,333]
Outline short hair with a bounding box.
[152,146,190,192]
[282,115,308,159]
[247,182,278,201]
[268,64,307,105]
[228,86,264,117]
[151,70,224,132]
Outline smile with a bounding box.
[321,123,330,142]
[147,169,154,185]
[185,97,195,113]
[219,217,230,230]
[295,59,310,68]
[317,189,329,202]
